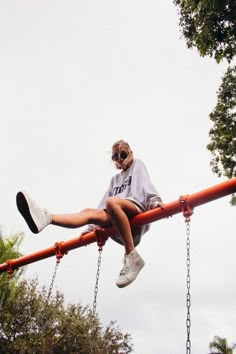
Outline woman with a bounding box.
[16,140,162,288]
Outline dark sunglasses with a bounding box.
[111,150,128,161]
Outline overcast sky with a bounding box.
[1,1,236,353]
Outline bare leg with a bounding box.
[51,208,111,229]
[52,198,138,254]
[105,197,139,254]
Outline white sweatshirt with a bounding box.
[93,159,162,246]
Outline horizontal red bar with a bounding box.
[0,178,235,274]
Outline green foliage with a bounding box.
[207,65,236,204]
[173,0,236,203]
[209,335,236,354]
[0,229,24,310]
[0,230,23,264]
[0,278,133,353]
[173,0,236,63]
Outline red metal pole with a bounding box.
[0,178,235,274]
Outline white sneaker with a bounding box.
[16,191,51,234]
[116,249,145,288]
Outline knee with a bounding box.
[80,208,108,225]
[79,208,97,224]
[105,197,120,213]
[80,208,94,215]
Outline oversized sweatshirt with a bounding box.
[95,158,162,246]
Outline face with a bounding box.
[111,144,133,170]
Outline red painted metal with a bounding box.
[0,178,235,274]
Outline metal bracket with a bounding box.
[6,260,14,276]
[179,195,194,222]
[54,242,67,263]
[95,228,108,250]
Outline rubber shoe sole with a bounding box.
[16,192,39,234]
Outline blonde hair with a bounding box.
[112,140,132,152]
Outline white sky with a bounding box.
[1,1,236,353]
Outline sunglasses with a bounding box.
[111,150,128,161]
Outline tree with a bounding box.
[173,0,236,204]
[0,278,133,353]
[207,65,236,204]
[209,335,236,354]
[173,0,236,63]
[0,228,24,309]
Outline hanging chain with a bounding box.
[46,242,64,304]
[179,196,193,354]
[92,246,103,317]
[186,219,191,354]
[89,246,103,354]
[37,259,60,352]
[46,260,59,304]
[92,229,107,318]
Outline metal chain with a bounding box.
[186,220,191,354]
[92,247,103,317]
[46,260,59,304]
[35,260,60,352]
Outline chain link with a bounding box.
[186,220,191,354]
[92,247,103,317]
